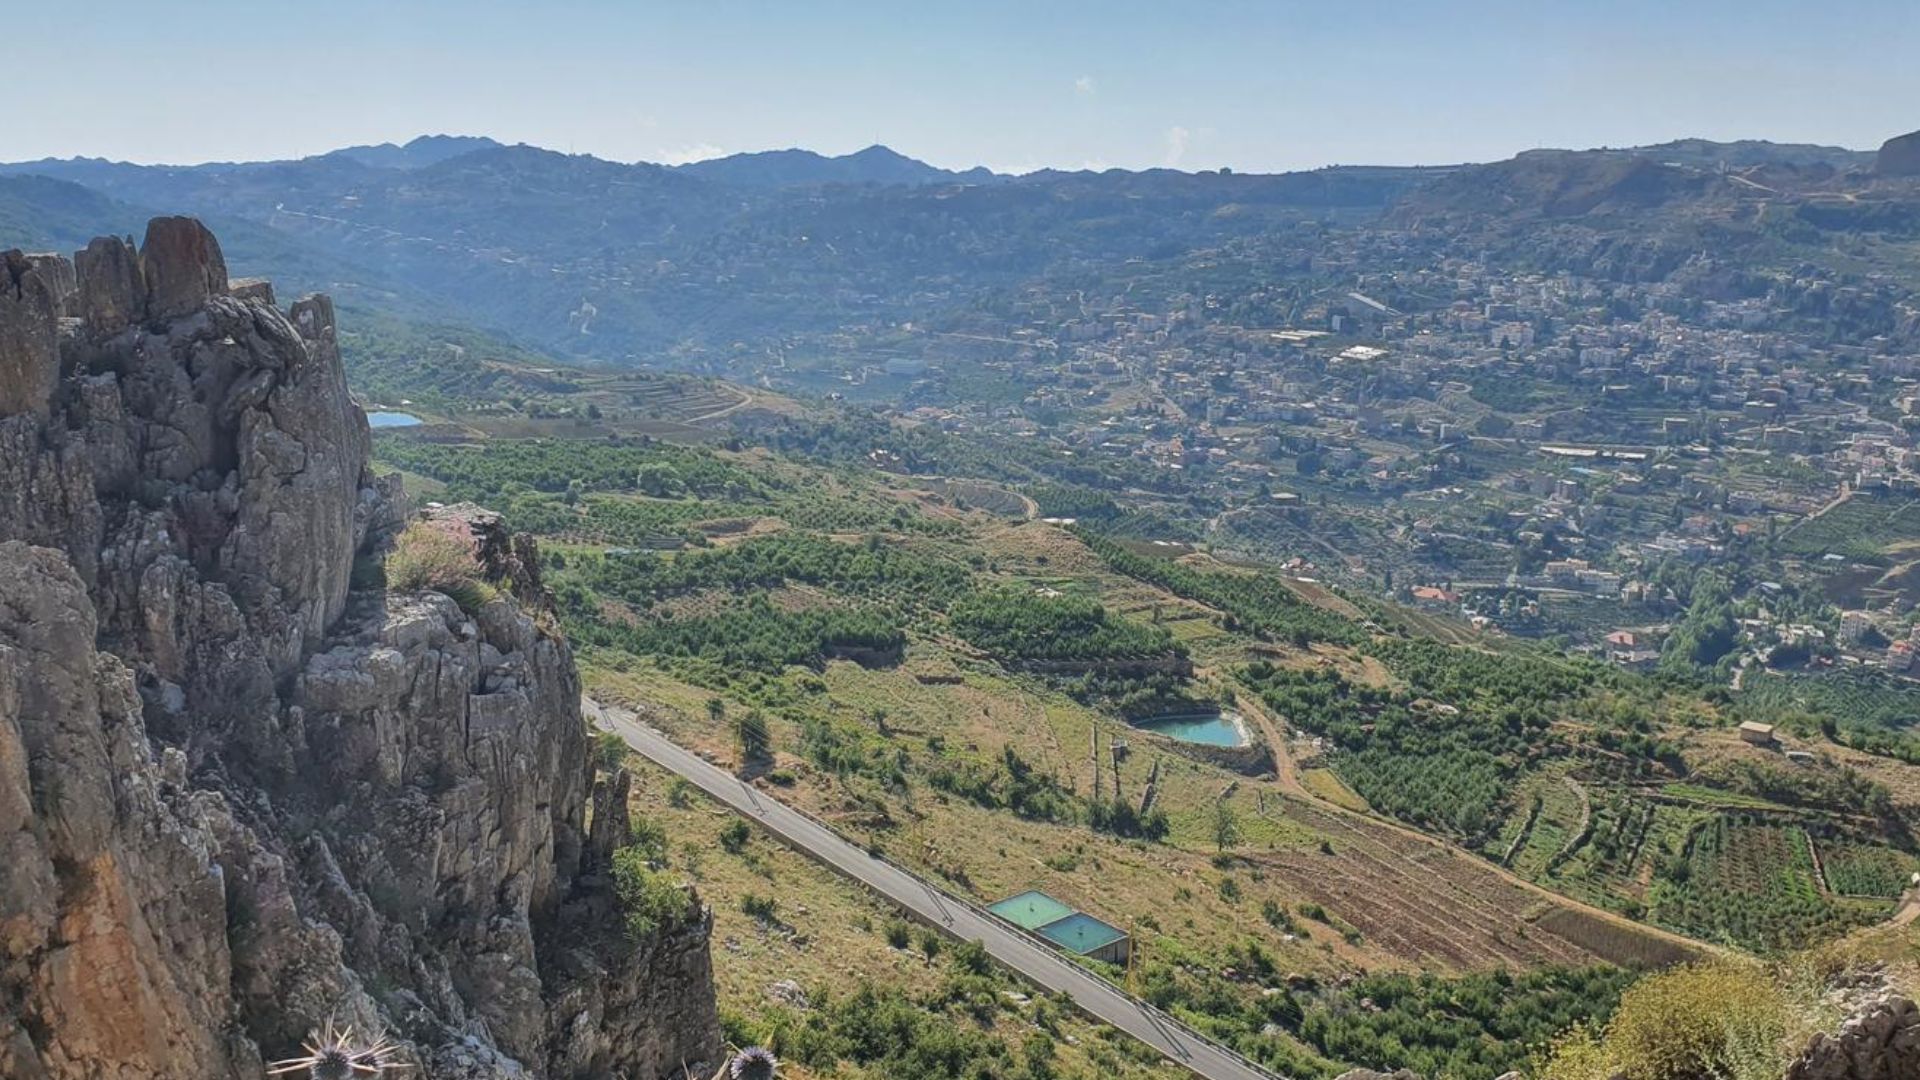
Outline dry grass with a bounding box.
[595,643,1696,979]
[1300,768,1371,813]
[385,521,497,614]
[615,752,1183,1080]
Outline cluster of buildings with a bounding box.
[805,226,1920,666]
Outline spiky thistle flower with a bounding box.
[728,1045,780,1080]
[266,1020,408,1078]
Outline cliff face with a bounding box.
[0,219,718,1078]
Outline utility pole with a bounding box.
[1091,726,1101,800]
[1127,916,1138,993]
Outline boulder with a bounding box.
[139,215,228,320]
[74,234,145,334]
[230,277,276,305]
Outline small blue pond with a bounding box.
[366,411,424,429]
[1133,710,1249,748]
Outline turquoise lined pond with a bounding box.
[1036,912,1127,954]
[1133,710,1249,747]
[366,411,423,428]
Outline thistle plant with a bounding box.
[702,1045,779,1080]
[266,1020,408,1078]
[728,1046,779,1080]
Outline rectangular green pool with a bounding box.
[1035,911,1128,955]
[988,890,1076,931]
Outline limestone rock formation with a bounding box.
[24,252,77,315]
[1787,991,1920,1080]
[0,219,719,1079]
[0,250,60,417]
[1878,129,1920,178]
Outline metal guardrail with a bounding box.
[596,704,1289,1080]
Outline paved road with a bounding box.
[588,701,1281,1080]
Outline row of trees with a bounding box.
[1239,660,1550,837]
[1140,943,1636,1080]
[575,532,973,611]
[948,586,1186,664]
[560,591,905,674]
[379,436,760,501]
[1078,532,1364,647]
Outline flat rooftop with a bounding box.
[988,890,1075,931]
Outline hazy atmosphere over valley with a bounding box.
[5,4,1920,1080]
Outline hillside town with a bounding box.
[795,232,1920,678]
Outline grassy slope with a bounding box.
[616,750,1187,1080]
[571,504,1698,975]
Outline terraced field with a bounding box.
[1779,493,1920,560]
[1538,796,1697,914]
[920,478,1036,519]
[1819,840,1920,900]
[1648,819,1892,953]
[1489,769,1588,878]
[622,377,747,421]
[1255,798,1696,971]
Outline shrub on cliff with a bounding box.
[386,521,498,615]
[611,845,694,939]
[1532,960,1805,1080]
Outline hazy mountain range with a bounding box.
[0,132,1911,365]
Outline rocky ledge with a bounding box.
[1788,984,1920,1080]
[0,219,717,1078]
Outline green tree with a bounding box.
[1213,802,1241,853]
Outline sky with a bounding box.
[7,1,1917,173]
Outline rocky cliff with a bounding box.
[0,219,719,1078]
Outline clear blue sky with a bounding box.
[9,0,1916,172]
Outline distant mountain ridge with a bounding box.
[0,133,1882,187]
[2,131,1913,366]
[1611,137,1875,170]
[1397,150,1725,222]
[676,143,1002,187]
[325,133,506,169]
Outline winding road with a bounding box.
[587,700,1282,1080]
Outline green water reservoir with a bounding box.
[987,890,1075,931]
[1134,710,1249,747]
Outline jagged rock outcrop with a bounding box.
[0,219,718,1078]
[1877,130,1920,178]
[0,250,60,417]
[23,252,77,316]
[1788,991,1920,1080]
